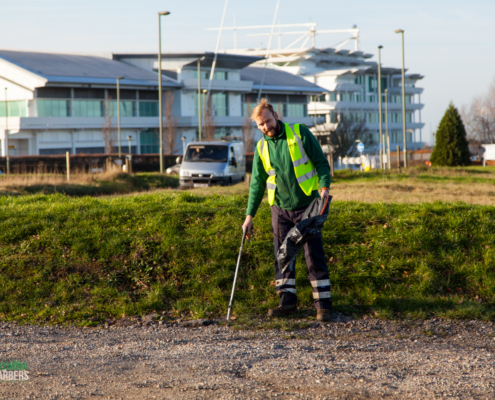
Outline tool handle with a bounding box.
[226,227,247,321]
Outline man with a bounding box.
[242,99,332,322]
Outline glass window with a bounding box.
[212,92,228,116]
[287,103,306,118]
[192,70,227,80]
[328,93,337,101]
[184,144,229,162]
[37,100,70,117]
[73,100,103,117]
[140,128,159,154]
[354,76,364,85]
[108,101,135,117]
[36,87,71,99]
[196,92,228,117]
[139,102,159,117]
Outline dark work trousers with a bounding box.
[271,205,332,310]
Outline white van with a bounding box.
[178,138,245,189]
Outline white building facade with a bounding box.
[0,50,324,158]
[231,47,425,152]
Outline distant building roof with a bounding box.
[114,52,263,70]
[0,49,180,88]
[241,67,325,93]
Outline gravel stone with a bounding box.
[0,316,494,399]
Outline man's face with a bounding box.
[255,108,279,137]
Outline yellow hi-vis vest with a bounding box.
[256,123,319,206]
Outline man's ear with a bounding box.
[273,111,279,120]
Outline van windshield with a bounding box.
[184,145,229,162]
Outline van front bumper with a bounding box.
[180,176,230,188]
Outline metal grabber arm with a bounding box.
[226,227,248,321]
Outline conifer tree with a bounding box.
[430,103,471,166]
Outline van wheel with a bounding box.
[228,178,232,186]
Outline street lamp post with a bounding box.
[158,11,171,174]
[116,76,124,158]
[4,88,9,175]
[182,136,187,155]
[127,135,132,155]
[377,45,383,170]
[197,56,205,141]
[395,29,407,168]
[385,88,391,170]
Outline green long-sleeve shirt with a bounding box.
[246,121,331,217]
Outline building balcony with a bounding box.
[387,87,423,95]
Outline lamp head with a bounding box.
[117,76,124,80]
[378,45,383,49]
[158,11,170,16]
[127,135,132,141]
[394,29,404,33]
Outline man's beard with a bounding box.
[264,122,278,137]
[265,128,276,137]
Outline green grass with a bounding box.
[332,165,495,185]
[1,193,495,326]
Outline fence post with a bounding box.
[327,153,334,178]
[66,151,70,182]
[397,145,401,173]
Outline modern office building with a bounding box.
[0,50,324,157]
[231,47,425,151]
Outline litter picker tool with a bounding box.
[226,227,247,321]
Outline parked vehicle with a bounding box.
[179,138,245,189]
[166,164,181,175]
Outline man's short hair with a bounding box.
[251,98,275,121]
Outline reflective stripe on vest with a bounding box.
[256,123,319,205]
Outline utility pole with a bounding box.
[158,11,171,173]
[395,29,407,168]
[116,76,124,159]
[377,45,383,170]
[4,88,9,175]
[385,89,391,170]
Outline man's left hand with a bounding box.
[321,189,329,198]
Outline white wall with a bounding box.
[0,77,33,101]
[181,91,195,117]
[229,93,242,117]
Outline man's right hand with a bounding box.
[242,215,253,238]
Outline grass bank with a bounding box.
[1,193,495,326]
[0,172,179,196]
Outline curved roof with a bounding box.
[0,49,180,88]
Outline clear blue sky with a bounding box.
[1,0,495,145]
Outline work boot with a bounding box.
[316,309,332,322]
[267,304,297,317]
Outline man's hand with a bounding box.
[242,215,253,238]
[321,189,329,198]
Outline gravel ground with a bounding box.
[1,313,495,400]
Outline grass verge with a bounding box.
[1,193,495,326]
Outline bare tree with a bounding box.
[462,79,495,143]
[242,104,255,152]
[102,95,116,154]
[163,90,180,154]
[203,98,216,141]
[328,114,370,159]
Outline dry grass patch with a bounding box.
[332,180,495,205]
